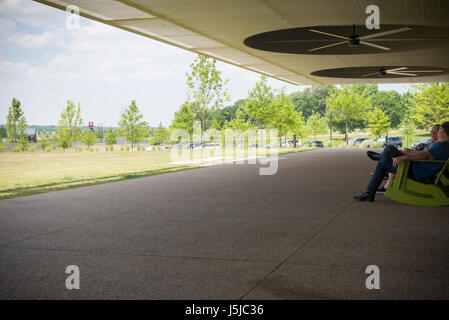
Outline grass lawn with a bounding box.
[0,146,315,200]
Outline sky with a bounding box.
[0,0,412,127]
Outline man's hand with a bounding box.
[402,148,413,154]
[393,155,407,167]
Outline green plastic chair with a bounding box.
[385,159,449,206]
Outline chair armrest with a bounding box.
[408,160,446,163]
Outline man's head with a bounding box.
[437,122,449,141]
[430,124,440,142]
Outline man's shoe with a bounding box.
[367,151,380,161]
[377,187,387,194]
[353,192,375,202]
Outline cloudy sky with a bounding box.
[0,0,411,127]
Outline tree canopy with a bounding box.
[119,100,148,150]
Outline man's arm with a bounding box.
[393,151,433,167]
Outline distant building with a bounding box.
[24,128,37,143]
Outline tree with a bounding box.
[0,126,7,139]
[367,107,390,139]
[269,90,302,144]
[290,85,335,119]
[119,100,148,150]
[410,83,449,127]
[241,76,275,128]
[6,98,26,143]
[81,129,97,149]
[171,102,196,137]
[104,128,117,146]
[95,126,104,142]
[57,100,83,149]
[37,130,51,150]
[370,90,404,128]
[326,85,371,144]
[209,99,244,127]
[401,117,415,148]
[306,112,328,140]
[186,55,230,137]
[152,122,170,145]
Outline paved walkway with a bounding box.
[0,149,448,299]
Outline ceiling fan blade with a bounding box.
[405,70,444,73]
[309,29,350,40]
[359,27,412,40]
[362,72,381,77]
[386,67,408,72]
[266,39,338,43]
[368,38,447,42]
[308,41,346,52]
[387,71,417,76]
[360,41,390,51]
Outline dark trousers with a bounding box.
[366,145,403,193]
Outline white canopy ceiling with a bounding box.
[34,0,449,85]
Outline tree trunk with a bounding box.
[329,112,333,147]
[279,126,282,146]
[345,119,348,145]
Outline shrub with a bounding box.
[96,147,100,152]
[13,146,20,152]
[105,146,109,151]
[370,141,384,148]
[28,147,35,152]
[126,145,130,151]
[120,146,124,151]
[110,146,114,151]
[90,148,94,152]
[45,146,51,152]
[0,145,6,152]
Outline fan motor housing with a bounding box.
[348,37,360,46]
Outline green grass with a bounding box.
[0,146,316,200]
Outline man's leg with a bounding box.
[365,145,402,194]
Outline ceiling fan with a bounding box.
[308,25,412,52]
[361,67,444,77]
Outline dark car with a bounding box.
[353,137,369,146]
[378,136,402,148]
[307,140,324,147]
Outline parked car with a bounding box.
[349,137,369,146]
[186,142,204,149]
[378,136,402,148]
[171,144,184,150]
[307,140,324,147]
[287,139,301,147]
[203,143,220,149]
[411,138,431,150]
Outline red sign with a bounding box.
[88,122,94,128]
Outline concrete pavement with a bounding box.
[0,148,448,299]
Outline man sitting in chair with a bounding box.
[367,124,440,162]
[354,122,449,202]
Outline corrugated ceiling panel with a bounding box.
[52,0,154,20]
